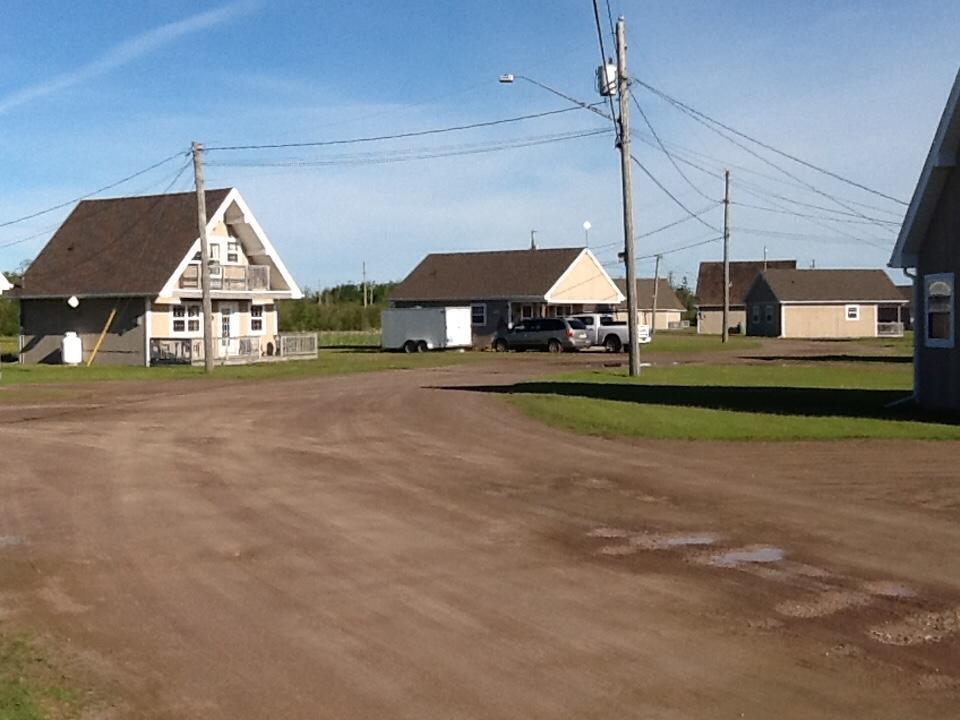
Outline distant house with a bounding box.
[744,269,907,339]
[895,284,914,330]
[390,247,624,348]
[695,259,796,334]
[889,68,960,411]
[607,278,686,329]
[0,273,11,295]
[19,188,303,366]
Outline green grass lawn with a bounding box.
[501,361,960,441]
[316,330,381,347]
[0,348,489,390]
[0,635,84,720]
[0,336,16,358]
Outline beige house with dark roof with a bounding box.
[744,269,907,339]
[607,278,686,329]
[19,188,305,366]
[390,247,623,348]
[696,259,797,334]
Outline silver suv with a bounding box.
[493,318,590,353]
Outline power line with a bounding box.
[630,77,909,206]
[630,154,721,233]
[630,91,718,203]
[638,235,723,260]
[590,0,620,139]
[0,151,188,230]
[733,226,890,250]
[204,104,601,152]
[206,129,611,168]
[732,200,900,227]
[591,202,720,250]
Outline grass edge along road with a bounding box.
[499,361,960,441]
[0,634,86,720]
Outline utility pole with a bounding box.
[763,245,768,271]
[362,261,368,307]
[616,17,640,376]
[651,254,661,338]
[191,141,214,373]
[530,229,538,250]
[721,169,731,344]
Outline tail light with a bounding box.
[566,328,574,337]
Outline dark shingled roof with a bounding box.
[613,278,685,311]
[390,248,585,302]
[696,260,796,308]
[757,269,906,303]
[21,188,233,297]
[896,284,913,302]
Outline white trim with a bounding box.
[249,303,266,335]
[844,304,860,321]
[779,303,786,338]
[470,303,487,327]
[144,297,152,367]
[923,272,954,349]
[170,301,203,336]
[157,188,303,300]
[543,248,625,304]
[770,299,908,306]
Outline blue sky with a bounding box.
[1,1,958,289]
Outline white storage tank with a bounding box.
[62,332,82,365]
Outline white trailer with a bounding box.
[381,307,473,353]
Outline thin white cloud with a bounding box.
[0,0,258,114]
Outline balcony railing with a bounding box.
[150,332,318,366]
[877,322,904,337]
[179,264,270,291]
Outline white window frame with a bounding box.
[250,303,266,335]
[226,240,240,263]
[210,243,221,261]
[845,304,860,321]
[924,272,954,349]
[471,303,487,327]
[171,302,202,336]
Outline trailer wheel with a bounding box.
[493,338,509,352]
[603,335,622,353]
[416,340,428,353]
[402,340,417,354]
[547,339,563,354]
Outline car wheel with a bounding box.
[402,340,417,354]
[493,338,509,352]
[416,340,428,353]
[603,335,622,353]
[547,339,562,354]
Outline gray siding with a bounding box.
[744,278,781,337]
[916,167,960,411]
[391,299,511,349]
[20,297,147,366]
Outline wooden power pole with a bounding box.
[651,254,661,338]
[362,261,368,307]
[616,17,640,376]
[721,169,731,344]
[192,141,215,373]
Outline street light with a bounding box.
[582,220,591,247]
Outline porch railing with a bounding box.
[877,322,904,337]
[279,332,319,358]
[150,332,318,365]
[179,264,271,291]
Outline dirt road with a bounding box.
[1,359,958,718]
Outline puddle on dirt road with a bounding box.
[709,545,785,568]
[657,534,718,548]
[587,527,631,539]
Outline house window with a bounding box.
[172,303,201,334]
[210,243,221,261]
[925,273,954,348]
[471,304,487,326]
[251,304,264,333]
[764,305,774,323]
[227,240,239,263]
[521,304,534,319]
[845,304,860,321]
[751,305,761,324]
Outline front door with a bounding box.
[219,302,239,358]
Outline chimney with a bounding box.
[530,229,538,250]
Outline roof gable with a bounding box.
[613,278,685,310]
[890,68,960,268]
[390,247,591,302]
[0,273,11,293]
[752,269,905,303]
[696,260,796,307]
[21,188,232,297]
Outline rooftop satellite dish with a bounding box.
[67,296,80,308]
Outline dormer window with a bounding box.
[925,273,954,348]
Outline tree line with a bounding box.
[277,281,398,332]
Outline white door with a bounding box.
[219,302,239,357]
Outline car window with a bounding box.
[599,316,617,326]
[540,319,561,331]
[524,320,541,332]
[513,323,527,332]
[577,316,594,326]
[567,319,586,329]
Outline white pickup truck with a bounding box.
[568,313,650,352]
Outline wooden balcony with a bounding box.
[179,264,270,291]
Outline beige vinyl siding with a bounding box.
[549,253,622,304]
[150,304,173,336]
[698,308,746,335]
[781,303,877,338]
